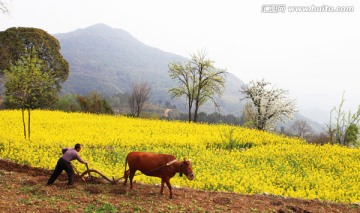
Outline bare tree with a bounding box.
[325,109,338,144]
[290,120,313,139]
[240,79,296,131]
[128,82,151,117]
[307,132,330,145]
[168,50,227,122]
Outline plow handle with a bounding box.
[86,163,91,179]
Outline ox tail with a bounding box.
[124,155,128,177]
[123,154,131,186]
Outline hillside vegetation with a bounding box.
[54,24,244,114]
[0,110,359,204]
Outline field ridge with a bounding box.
[1,159,359,213]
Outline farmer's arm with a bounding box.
[74,152,87,164]
[62,149,87,164]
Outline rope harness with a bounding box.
[143,159,178,175]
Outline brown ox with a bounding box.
[123,152,195,198]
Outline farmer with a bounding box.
[47,143,88,186]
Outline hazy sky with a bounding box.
[1,0,359,118]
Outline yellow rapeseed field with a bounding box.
[0,110,359,203]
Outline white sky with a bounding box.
[1,0,359,115]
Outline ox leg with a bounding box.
[123,170,130,186]
[160,179,165,195]
[129,171,136,190]
[164,178,173,199]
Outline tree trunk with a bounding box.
[188,102,192,122]
[28,109,31,140]
[21,108,26,139]
[194,76,202,123]
[194,105,199,122]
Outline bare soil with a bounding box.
[0,159,359,212]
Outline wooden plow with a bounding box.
[73,163,123,184]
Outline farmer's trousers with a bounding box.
[47,158,74,185]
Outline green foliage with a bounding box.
[0,142,3,153]
[175,111,244,125]
[0,27,69,88]
[328,92,360,146]
[3,48,56,139]
[216,128,253,150]
[76,91,114,114]
[345,124,359,146]
[133,206,144,212]
[85,202,118,213]
[4,48,56,109]
[53,93,81,112]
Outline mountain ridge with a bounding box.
[54,23,322,132]
[54,23,244,114]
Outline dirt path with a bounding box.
[0,159,359,212]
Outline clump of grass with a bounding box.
[214,128,253,150]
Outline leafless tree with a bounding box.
[328,92,360,145]
[128,82,151,117]
[307,132,330,145]
[0,1,9,14]
[168,50,226,122]
[290,120,313,139]
[325,110,337,144]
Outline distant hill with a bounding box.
[277,112,323,133]
[300,107,329,125]
[54,23,322,132]
[55,23,244,114]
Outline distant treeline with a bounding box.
[174,112,244,126]
[51,92,245,125]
